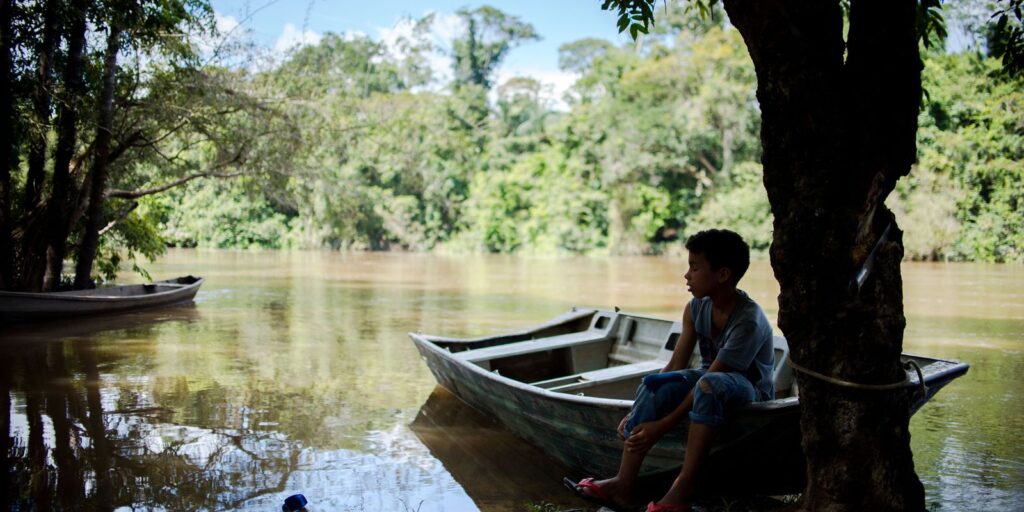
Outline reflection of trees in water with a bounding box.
[0,339,301,511]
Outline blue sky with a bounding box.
[209,0,633,102]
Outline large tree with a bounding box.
[601,0,963,509]
[0,0,294,291]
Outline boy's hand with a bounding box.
[625,419,669,453]
[617,414,631,440]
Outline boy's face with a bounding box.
[685,251,732,298]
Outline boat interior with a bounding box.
[429,308,799,400]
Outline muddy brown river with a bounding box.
[1,250,1021,511]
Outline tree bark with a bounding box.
[74,24,121,289]
[0,0,16,290]
[722,0,924,510]
[23,0,61,210]
[42,0,88,291]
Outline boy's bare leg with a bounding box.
[587,444,647,504]
[655,422,717,508]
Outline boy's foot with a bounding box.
[562,477,628,511]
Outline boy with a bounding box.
[565,229,775,512]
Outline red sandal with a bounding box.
[646,501,690,512]
[563,477,621,510]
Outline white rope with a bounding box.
[787,356,927,395]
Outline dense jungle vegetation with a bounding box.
[2,1,1021,291]
[153,5,1023,262]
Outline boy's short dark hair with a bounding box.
[685,229,750,285]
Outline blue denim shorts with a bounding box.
[624,369,758,434]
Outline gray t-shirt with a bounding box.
[690,290,776,400]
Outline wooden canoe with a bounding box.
[409,308,969,493]
[0,275,204,323]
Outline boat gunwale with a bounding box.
[0,277,204,303]
[410,309,970,413]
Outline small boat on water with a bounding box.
[410,308,969,492]
[0,275,204,323]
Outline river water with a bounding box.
[1,250,1021,511]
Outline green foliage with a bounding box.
[601,0,720,40]
[687,162,772,251]
[990,0,1024,77]
[93,207,168,283]
[450,148,607,254]
[918,0,948,48]
[153,8,752,257]
[892,50,1024,262]
[452,6,539,89]
[154,179,294,250]
[522,502,562,512]
[93,5,1018,265]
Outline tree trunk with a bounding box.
[23,0,61,210]
[0,0,16,290]
[722,0,925,510]
[42,0,88,291]
[74,24,121,289]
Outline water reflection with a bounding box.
[411,387,585,512]
[0,250,1021,511]
[1,310,282,510]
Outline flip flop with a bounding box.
[646,501,690,512]
[562,477,620,510]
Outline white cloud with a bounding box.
[215,12,240,35]
[190,11,242,60]
[375,12,464,89]
[428,11,466,43]
[273,23,323,55]
[496,68,580,112]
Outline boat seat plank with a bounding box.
[573,360,663,382]
[545,360,664,393]
[454,330,609,363]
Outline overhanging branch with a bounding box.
[98,201,138,236]
[104,150,246,200]
[105,169,244,199]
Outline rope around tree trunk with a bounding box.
[787,356,927,396]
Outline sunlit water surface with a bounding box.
[1,250,1021,511]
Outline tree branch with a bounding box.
[98,201,138,236]
[697,153,719,176]
[105,150,245,200]
[105,169,243,200]
[108,130,144,164]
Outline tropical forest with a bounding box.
[1,0,1021,293]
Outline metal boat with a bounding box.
[0,276,204,323]
[410,307,969,491]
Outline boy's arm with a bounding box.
[626,358,731,452]
[662,303,698,372]
[617,303,698,440]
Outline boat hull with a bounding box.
[412,331,806,491]
[0,276,203,323]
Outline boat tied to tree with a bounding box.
[410,307,969,492]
